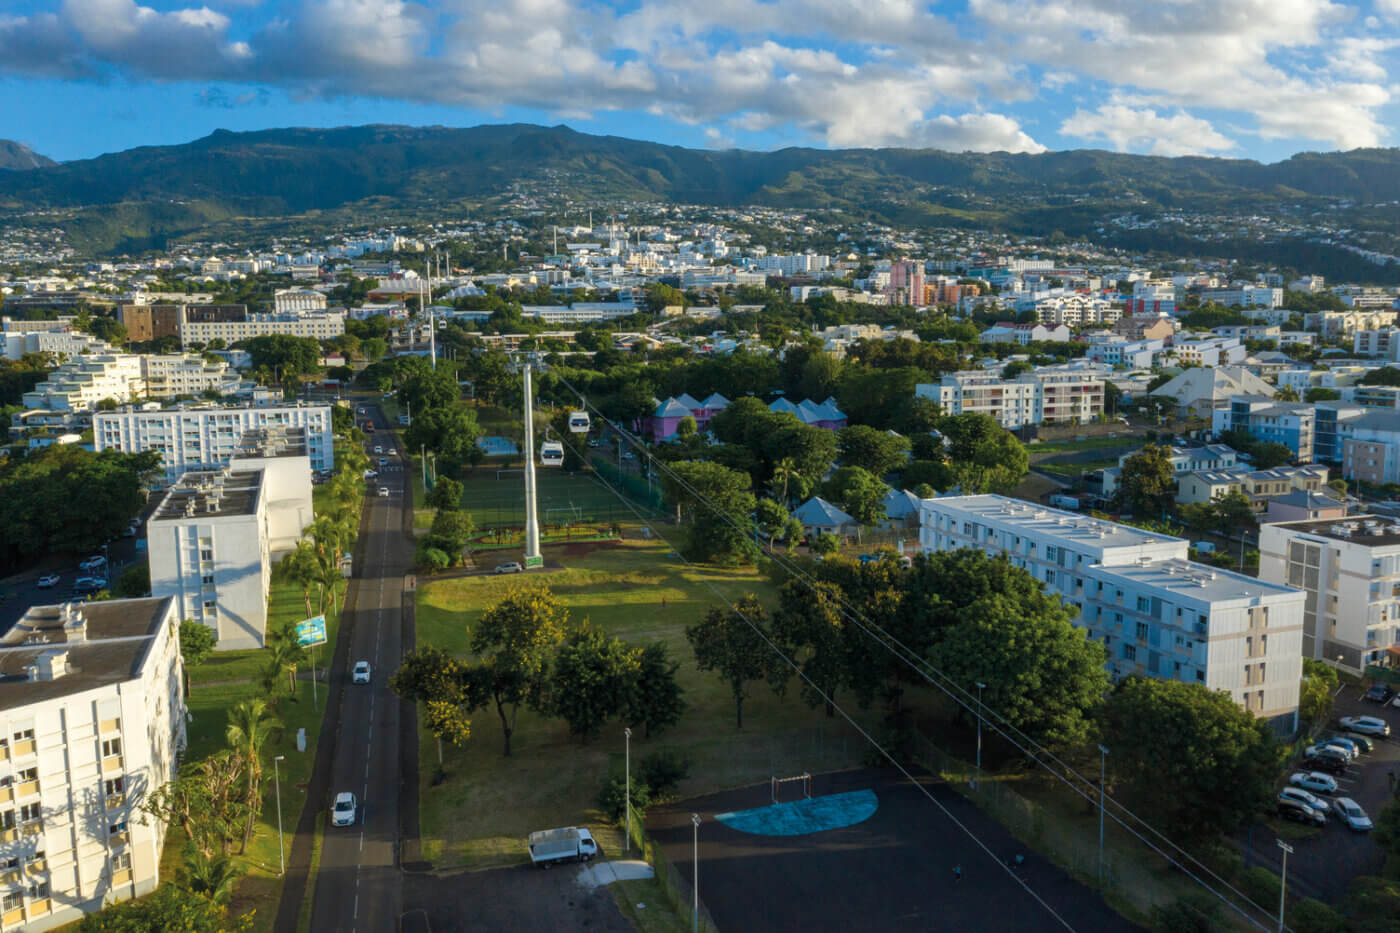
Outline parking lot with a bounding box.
[1240,684,1399,901]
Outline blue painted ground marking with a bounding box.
[714,789,878,836]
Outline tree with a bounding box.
[675,415,698,439]
[769,580,850,716]
[225,698,282,852]
[1252,442,1295,469]
[423,510,475,561]
[837,425,910,479]
[1305,387,1341,402]
[623,643,686,738]
[660,461,758,564]
[1275,384,1301,402]
[1360,365,1400,386]
[470,586,568,755]
[549,621,641,741]
[1118,444,1176,518]
[242,335,321,386]
[398,367,460,416]
[426,476,463,511]
[78,883,253,932]
[179,620,216,668]
[810,532,840,555]
[686,595,775,729]
[1100,677,1281,844]
[390,646,475,767]
[770,457,800,506]
[936,413,1028,494]
[822,466,887,534]
[1373,800,1400,860]
[177,844,245,905]
[404,404,482,473]
[754,498,801,552]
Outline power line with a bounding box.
[547,427,1081,932]
[545,370,1278,931]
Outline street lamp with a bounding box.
[691,813,701,933]
[624,727,632,855]
[1097,744,1109,883]
[1277,839,1293,933]
[974,681,986,788]
[274,755,286,877]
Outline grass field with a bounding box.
[413,539,875,871]
[1026,435,1143,453]
[456,466,651,528]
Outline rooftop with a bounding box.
[233,425,308,459]
[1102,557,1301,605]
[0,598,172,708]
[1269,515,1400,547]
[152,468,263,521]
[926,495,1183,553]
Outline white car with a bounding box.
[79,555,107,571]
[494,561,524,574]
[1331,797,1373,831]
[352,661,372,684]
[1288,772,1338,795]
[1338,715,1391,737]
[388,448,397,456]
[378,486,390,497]
[36,574,60,589]
[332,791,358,827]
[1279,787,1328,813]
[364,469,377,478]
[374,445,383,454]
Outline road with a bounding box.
[308,407,409,933]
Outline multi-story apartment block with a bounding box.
[1124,283,1177,317]
[1171,336,1246,367]
[1085,339,1163,369]
[179,308,345,346]
[916,370,1103,429]
[1306,310,1397,338]
[139,354,244,399]
[148,468,271,650]
[1212,397,1316,461]
[921,495,1304,733]
[228,427,315,557]
[272,288,328,313]
[978,322,1072,345]
[1026,295,1122,327]
[0,597,185,931]
[94,404,333,486]
[1352,328,1400,358]
[21,354,144,412]
[1,318,113,361]
[1199,285,1282,308]
[1276,366,1373,394]
[1260,516,1400,671]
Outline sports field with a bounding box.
[457,465,663,527]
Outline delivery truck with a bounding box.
[527,827,597,868]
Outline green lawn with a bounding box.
[413,539,873,871]
[455,466,643,528]
[1027,435,1144,453]
[1035,458,1118,477]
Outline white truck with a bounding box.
[527,827,598,868]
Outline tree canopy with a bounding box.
[1117,444,1176,518]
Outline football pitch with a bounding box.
[457,466,663,527]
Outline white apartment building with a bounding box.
[139,354,244,399]
[753,253,831,276]
[921,495,1304,733]
[148,469,271,650]
[1085,339,1163,369]
[518,305,639,324]
[916,370,1104,429]
[1200,286,1283,308]
[1259,516,1400,671]
[94,404,333,486]
[1353,328,1400,359]
[21,354,145,412]
[272,288,328,313]
[1306,310,1397,338]
[1170,336,1246,367]
[1,318,112,361]
[229,427,315,557]
[0,597,185,931]
[1025,295,1122,327]
[179,310,345,346]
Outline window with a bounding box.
[105,777,124,796]
[1124,645,1137,661]
[24,852,43,866]
[1136,622,1149,640]
[1,892,20,911]
[19,804,39,823]
[1196,670,1205,682]
[200,549,213,561]
[1137,596,1150,613]
[15,769,34,783]
[108,820,127,837]
[0,857,17,870]
[201,573,214,585]
[101,738,121,758]
[0,812,12,830]
[12,730,32,742]
[27,881,47,899]
[112,852,131,871]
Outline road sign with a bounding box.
[524,555,544,569]
[295,615,327,647]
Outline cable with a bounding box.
[546,426,1082,932]
[544,369,1279,931]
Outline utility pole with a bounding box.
[974,681,985,788]
[274,755,286,876]
[624,728,632,855]
[691,814,701,933]
[1277,840,1293,933]
[1097,744,1109,883]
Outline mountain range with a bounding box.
[0,140,55,171]
[3,123,1400,258]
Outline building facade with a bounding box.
[0,597,185,931]
[179,309,345,346]
[21,355,145,413]
[917,370,1104,429]
[921,495,1304,733]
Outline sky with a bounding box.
[3,0,1400,164]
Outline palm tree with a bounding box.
[771,457,799,507]
[279,542,318,617]
[226,698,282,853]
[177,843,245,905]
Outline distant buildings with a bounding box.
[917,370,1104,429]
[979,322,1071,345]
[1199,285,1282,308]
[1112,314,1175,343]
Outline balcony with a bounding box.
[101,755,124,776]
[109,830,129,847]
[10,741,34,759]
[0,829,14,844]
[25,859,45,875]
[0,789,11,806]
[2,907,23,928]
[0,869,17,885]
[19,821,42,838]
[26,898,50,919]
[99,718,121,735]
[113,869,132,886]
[14,782,37,800]
[105,794,124,810]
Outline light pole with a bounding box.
[624,727,632,855]
[274,755,286,877]
[1277,839,1293,933]
[974,681,986,788]
[691,813,701,933]
[1097,744,1109,883]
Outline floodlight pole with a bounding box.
[1097,744,1109,883]
[1277,839,1293,933]
[624,727,632,855]
[691,813,701,933]
[974,681,986,787]
[274,755,286,877]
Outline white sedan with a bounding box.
[352,661,372,684]
[1339,715,1391,737]
[1331,797,1373,831]
[378,487,390,497]
[331,791,358,827]
[1288,772,1338,795]
[36,574,61,589]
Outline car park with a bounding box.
[36,574,60,588]
[332,792,358,827]
[1280,786,1330,810]
[378,487,390,497]
[494,562,523,574]
[1364,683,1394,703]
[352,661,372,684]
[1339,715,1391,737]
[1288,772,1339,795]
[1277,799,1326,826]
[1331,797,1373,831]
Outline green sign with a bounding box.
[295,615,327,647]
[524,555,544,569]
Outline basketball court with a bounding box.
[645,768,1137,933]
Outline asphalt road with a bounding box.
[402,861,632,933]
[308,411,408,933]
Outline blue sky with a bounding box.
[3,0,1399,163]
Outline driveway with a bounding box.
[1238,686,1398,902]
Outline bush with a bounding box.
[1150,895,1221,933]
[597,775,651,821]
[638,749,692,798]
[417,546,449,573]
[112,562,150,598]
[1240,866,1280,910]
[1290,898,1347,933]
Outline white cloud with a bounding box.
[912,112,1046,153]
[1060,105,1235,156]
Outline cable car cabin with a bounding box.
[539,441,565,467]
[568,411,591,433]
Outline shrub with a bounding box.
[417,546,449,573]
[597,775,651,821]
[1240,866,1280,910]
[638,749,692,798]
[1149,895,1221,933]
[1290,898,1346,933]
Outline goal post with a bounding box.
[771,772,812,804]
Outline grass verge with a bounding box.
[295,812,327,933]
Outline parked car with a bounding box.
[378,487,390,497]
[1340,734,1374,754]
[352,661,372,684]
[1364,683,1395,704]
[1339,715,1391,737]
[388,448,397,456]
[1288,772,1338,795]
[1280,786,1329,810]
[331,791,358,827]
[1309,754,1349,775]
[1331,797,1374,831]
[1304,742,1355,762]
[374,445,383,454]
[36,574,60,589]
[494,561,524,574]
[363,469,378,478]
[1277,799,1326,827]
[79,555,107,571]
[1323,736,1366,758]
[379,457,388,466]
[72,576,106,594]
